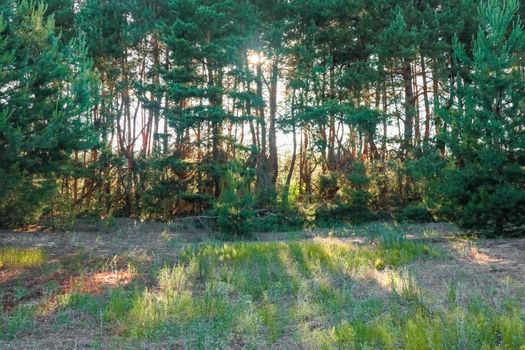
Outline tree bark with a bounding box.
[421,55,431,144]
[402,59,415,157]
[268,55,279,185]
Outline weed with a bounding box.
[12,286,29,301]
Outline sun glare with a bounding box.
[247,50,263,65]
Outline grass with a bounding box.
[1,223,524,349]
[107,237,523,349]
[0,247,47,270]
[0,306,35,339]
[101,229,432,345]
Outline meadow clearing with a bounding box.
[1,221,524,349]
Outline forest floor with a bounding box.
[0,220,524,349]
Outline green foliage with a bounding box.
[104,288,137,325]
[41,193,77,230]
[316,162,374,224]
[251,205,305,232]
[0,0,97,227]
[416,0,525,236]
[213,168,256,237]
[343,162,373,220]
[0,0,522,235]
[395,203,433,223]
[0,178,56,228]
[59,292,101,317]
[138,155,211,220]
[318,172,339,200]
[0,306,35,340]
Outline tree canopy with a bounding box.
[0,0,524,236]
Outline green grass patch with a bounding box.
[308,299,525,350]
[0,306,35,340]
[96,233,525,348]
[0,247,48,269]
[58,292,102,317]
[101,232,438,347]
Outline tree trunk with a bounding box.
[327,65,336,170]
[421,55,431,144]
[151,33,160,154]
[163,49,169,154]
[432,59,445,156]
[412,62,421,151]
[268,55,279,185]
[402,59,415,158]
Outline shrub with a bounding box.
[395,203,433,223]
[318,172,339,200]
[214,169,256,237]
[41,194,77,231]
[414,156,525,236]
[316,162,374,224]
[0,177,56,228]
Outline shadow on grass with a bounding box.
[1,224,525,349]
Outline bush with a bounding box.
[395,203,433,223]
[316,162,374,224]
[214,169,256,237]
[252,205,305,232]
[0,176,56,228]
[318,172,339,200]
[415,159,525,236]
[41,194,77,231]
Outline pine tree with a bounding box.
[0,0,97,226]
[214,166,255,237]
[418,0,525,235]
[160,0,256,198]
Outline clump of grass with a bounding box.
[401,299,525,350]
[259,299,283,344]
[0,247,47,269]
[12,286,29,302]
[0,306,35,340]
[104,288,137,325]
[59,292,102,317]
[367,223,440,268]
[390,270,425,307]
